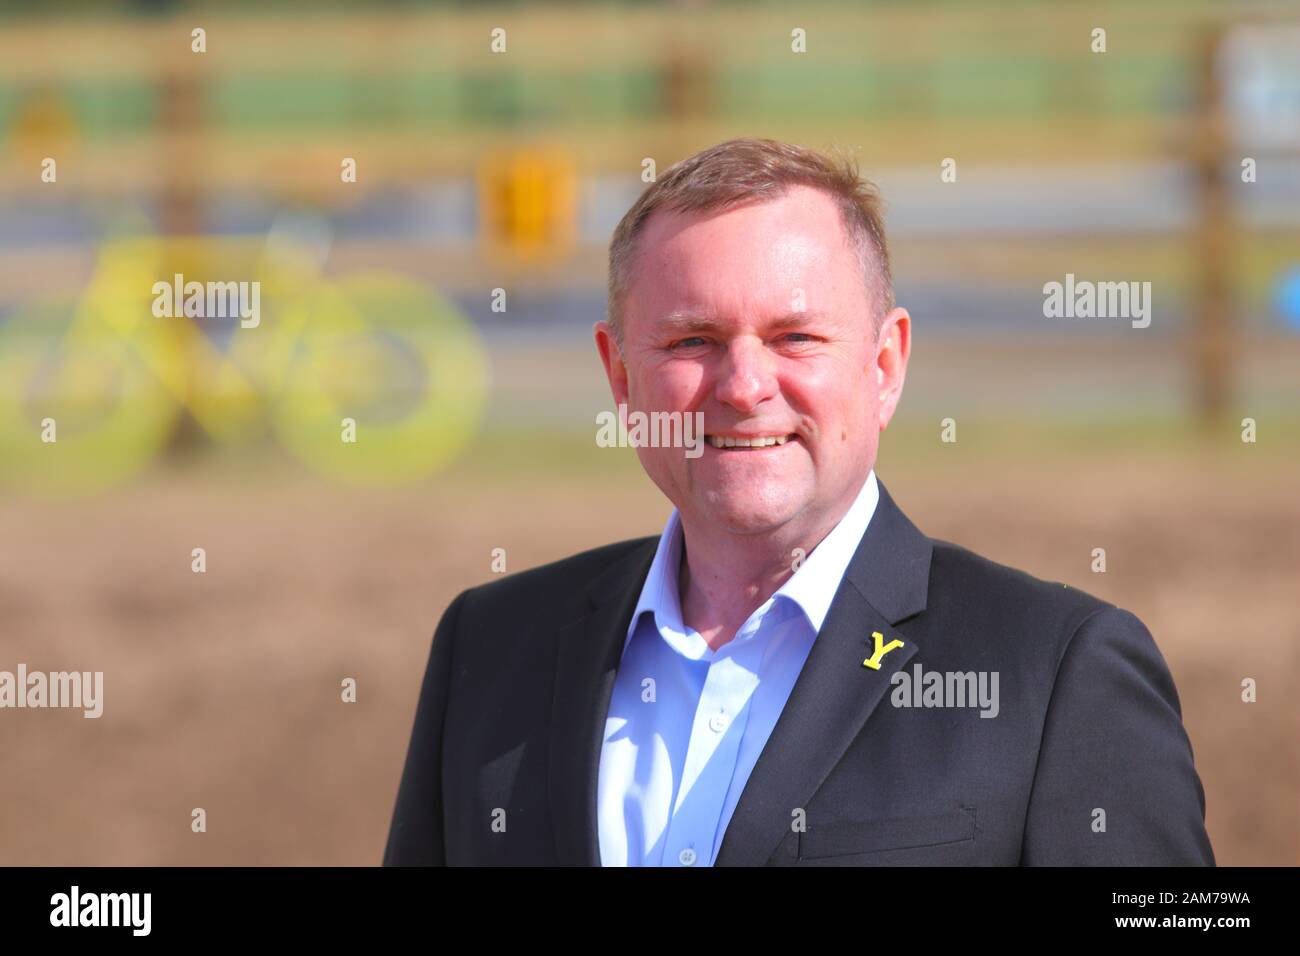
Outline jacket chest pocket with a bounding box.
[798,806,977,861]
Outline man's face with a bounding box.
[596,184,909,541]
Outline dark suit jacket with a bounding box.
[383,478,1214,866]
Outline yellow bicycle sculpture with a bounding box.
[0,226,489,494]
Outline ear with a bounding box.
[594,321,631,407]
[874,307,911,429]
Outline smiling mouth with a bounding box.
[705,434,797,449]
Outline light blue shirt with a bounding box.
[597,470,881,866]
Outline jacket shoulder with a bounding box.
[926,536,1117,640]
[460,535,657,613]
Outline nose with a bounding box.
[713,336,777,415]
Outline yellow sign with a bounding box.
[478,148,577,263]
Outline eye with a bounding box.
[669,336,710,350]
[777,332,820,346]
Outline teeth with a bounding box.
[706,435,791,448]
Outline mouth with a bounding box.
[705,433,798,450]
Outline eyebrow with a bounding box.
[658,310,829,335]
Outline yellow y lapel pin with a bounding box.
[863,631,904,670]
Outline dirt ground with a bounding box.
[0,438,1296,865]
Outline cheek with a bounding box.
[636,362,703,406]
[781,356,871,415]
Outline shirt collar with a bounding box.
[772,469,879,632]
[624,470,880,653]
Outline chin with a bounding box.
[699,488,805,536]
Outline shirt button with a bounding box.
[708,713,729,733]
[678,847,697,866]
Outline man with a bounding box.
[384,137,1214,866]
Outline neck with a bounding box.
[676,504,846,653]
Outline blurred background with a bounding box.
[0,0,1296,865]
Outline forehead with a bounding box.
[624,184,866,323]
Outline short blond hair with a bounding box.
[606,137,893,348]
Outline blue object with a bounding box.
[1275,267,1300,330]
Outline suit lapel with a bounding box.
[548,539,657,865]
[714,478,933,866]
